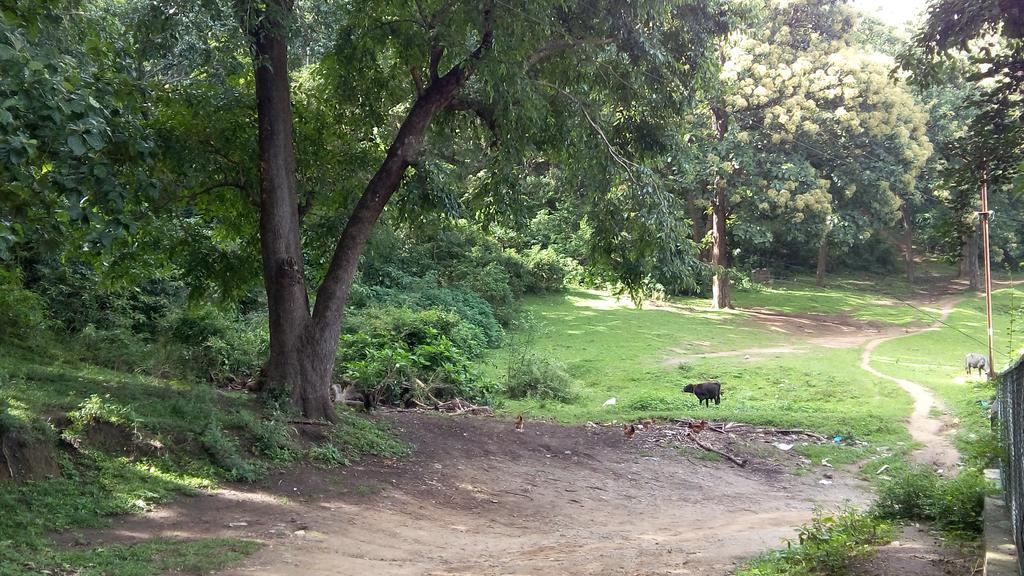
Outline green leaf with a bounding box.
[67,134,87,156]
[84,131,104,150]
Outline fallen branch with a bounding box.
[689,432,747,467]
[287,419,333,427]
[774,429,828,441]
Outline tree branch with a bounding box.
[410,66,425,96]
[429,44,446,80]
[527,37,614,68]
[447,96,499,145]
[536,79,642,185]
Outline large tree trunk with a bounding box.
[901,205,914,285]
[248,0,335,421]
[243,1,490,419]
[816,236,828,287]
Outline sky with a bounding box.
[850,0,929,29]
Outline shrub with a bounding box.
[927,469,988,534]
[338,306,485,405]
[199,423,264,483]
[873,466,937,521]
[504,355,577,402]
[73,325,151,372]
[739,508,892,576]
[521,247,569,294]
[165,307,268,381]
[873,466,990,535]
[0,268,50,346]
[453,261,517,324]
[414,287,503,348]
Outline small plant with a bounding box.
[738,507,892,576]
[199,423,264,483]
[873,466,937,520]
[872,465,990,536]
[308,442,350,467]
[330,412,410,461]
[504,355,577,402]
[502,318,578,402]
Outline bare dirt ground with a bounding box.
[61,413,868,576]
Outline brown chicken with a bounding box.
[623,423,636,439]
[640,418,655,428]
[689,419,708,434]
[514,414,524,432]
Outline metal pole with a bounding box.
[981,168,996,377]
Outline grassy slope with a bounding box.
[490,285,917,459]
[0,348,406,576]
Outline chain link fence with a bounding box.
[998,355,1024,575]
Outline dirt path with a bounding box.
[61,413,868,576]
[858,297,962,471]
[850,524,977,576]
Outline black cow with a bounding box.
[682,380,721,407]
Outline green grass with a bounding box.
[6,538,261,576]
[0,347,407,575]
[734,279,935,326]
[868,287,1023,466]
[487,289,915,455]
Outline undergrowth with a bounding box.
[738,508,894,576]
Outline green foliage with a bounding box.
[627,393,688,412]
[504,352,578,403]
[0,2,156,260]
[0,268,49,347]
[738,508,893,576]
[199,422,265,483]
[339,306,486,404]
[166,307,269,381]
[873,466,990,535]
[521,246,570,294]
[330,411,410,461]
[504,355,577,402]
[2,537,260,576]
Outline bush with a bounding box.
[504,354,577,402]
[739,508,893,576]
[199,423,264,483]
[521,247,569,294]
[165,307,268,381]
[453,261,517,324]
[873,466,937,521]
[338,306,486,405]
[927,469,988,534]
[0,268,50,346]
[873,466,990,535]
[73,325,151,372]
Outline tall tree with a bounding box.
[234,0,732,418]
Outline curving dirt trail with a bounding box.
[858,297,962,471]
